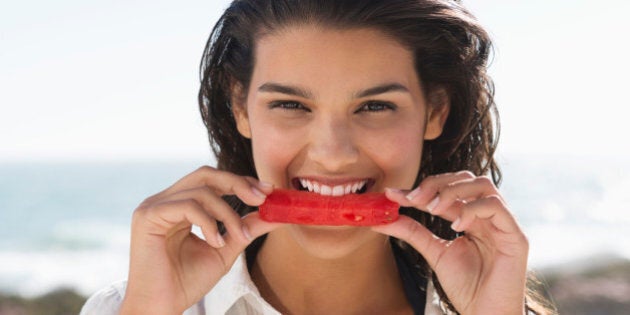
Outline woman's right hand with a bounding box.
[119,166,282,315]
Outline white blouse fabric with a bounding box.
[80,254,445,315]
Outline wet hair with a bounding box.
[198,0,554,313]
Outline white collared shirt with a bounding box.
[80,254,445,315]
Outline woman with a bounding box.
[82,0,555,314]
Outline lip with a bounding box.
[291,177,376,195]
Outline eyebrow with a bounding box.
[355,83,410,98]
[258,82,313,99]
[257,82,410,99]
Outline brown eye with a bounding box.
[356,101,396,113]
[269,101,310,112]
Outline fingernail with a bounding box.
[242,225,253,242]
[405,187,421,201]
[427,196,440,212]
[258,181,273,190]
[252,186,266,199]
[451,218,461,231]
[216,232,226,247]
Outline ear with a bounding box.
[424,87,450,140]
[231,83,252,139]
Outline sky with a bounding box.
[1,0,629,162]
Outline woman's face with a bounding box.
[234,26,449,258]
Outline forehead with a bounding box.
[250,26,421,96]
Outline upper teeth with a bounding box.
[299,179,367,196]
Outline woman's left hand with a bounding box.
[372,171,528,315]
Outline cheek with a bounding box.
[365,124,423,189]
[249,119,304,186]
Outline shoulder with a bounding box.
[79,280,127,315]
[77,255,253,315]
[79,281,206,315]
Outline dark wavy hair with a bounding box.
[198,0,554,313]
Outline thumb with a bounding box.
[217,212,283,263]
[371,215,447,270]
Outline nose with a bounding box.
[307,116,359,172]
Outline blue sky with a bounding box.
[1,0,629,161]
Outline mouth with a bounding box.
[291,178,375,196]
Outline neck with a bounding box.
[250,228,411,315]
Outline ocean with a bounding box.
[1,155,629,298]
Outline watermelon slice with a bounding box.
[259,189,399,226]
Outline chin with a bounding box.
[286,224,385,260]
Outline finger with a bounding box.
[160,166,271,205]
[404,171,477,211]
[139,199,225,248]
[385,188,463,229]
[384,188,421,208]
[158,186,251,243]
[217,212,284,263]
[429,175,500,216]
[244,176,274,194]
[451,195,521,235]
[371,215,448,270]
[242,212,284,242]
